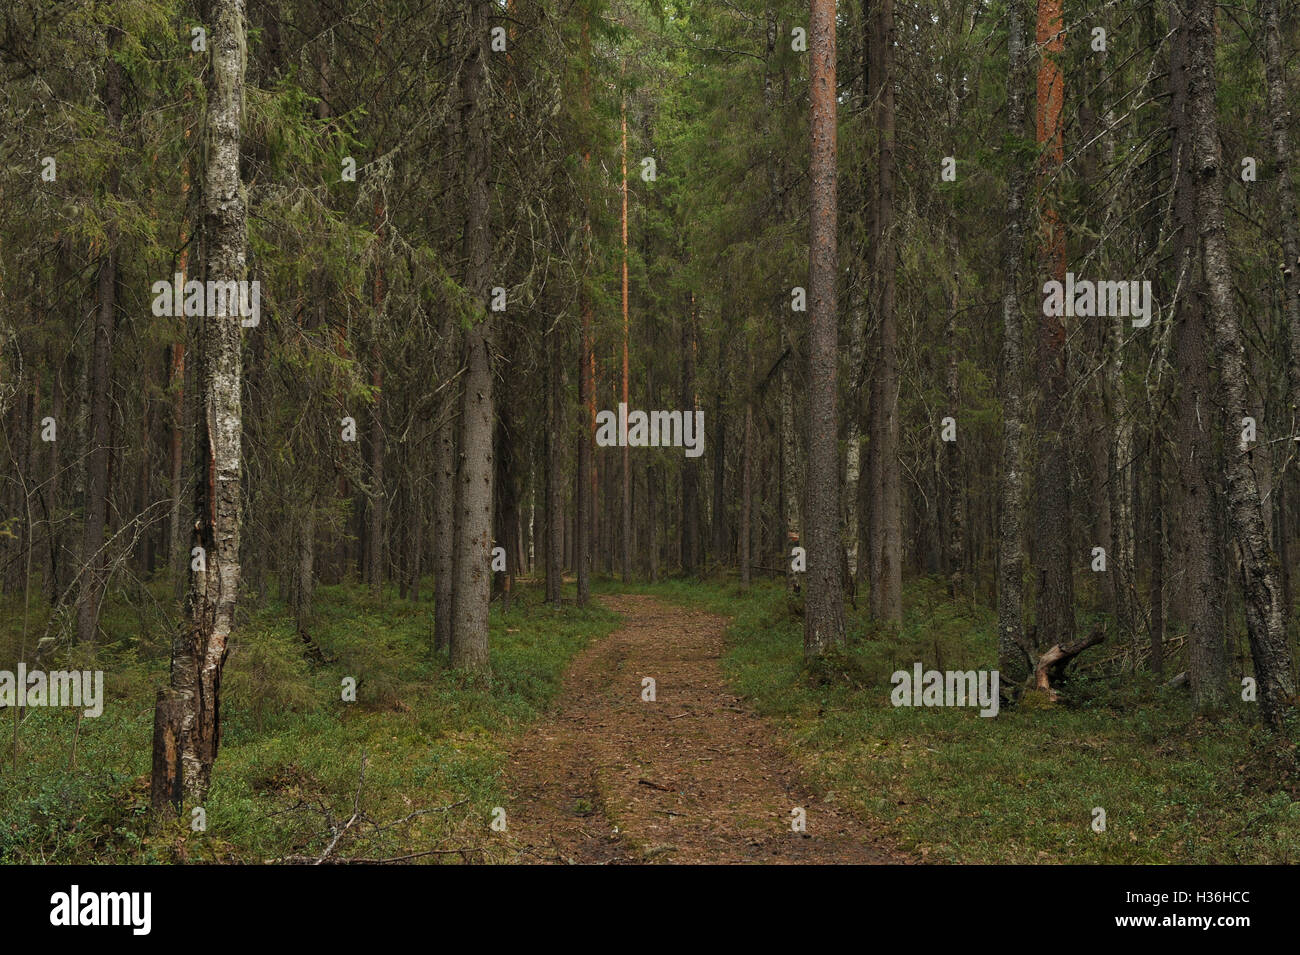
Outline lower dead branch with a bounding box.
[1033,623,1105,700]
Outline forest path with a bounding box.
[501,593,900,864]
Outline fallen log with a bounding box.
[1034,623,1105,700]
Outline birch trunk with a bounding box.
[152,0,247,810]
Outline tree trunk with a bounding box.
[710,361,728,564]
[152,0,247,811]
[1263,0,1300,624]
[1149,426,1165,676]
[804,0,847,657]
[1188,0,1295,727]
[1032,0,1075,652]
[293,505,315,630]
[545,307,564,604]
[621,100,632,584]
[75,32,122,644]
[366,351,384,596]
[449,0,494,675]
[997,0,1030,685]
[1171,1,1227,709]
[944,228,964,594]
[433,36,463,652]
[681,298,701,574]
[781,349,799,594]
[741,354,754,589]
[168,341,186,596]
[867,0,902,626]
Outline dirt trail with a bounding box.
[502,593,901,864]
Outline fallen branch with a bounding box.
[268,752,472,865]
[1034,623,1105,700]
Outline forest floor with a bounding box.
[502,593,899,864]
[2,575,1298,864]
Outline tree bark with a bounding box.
[152,0,247,811]
[621,100,632,584]
[449,0,494,675]
[1188,0,1295,727]
[998,0,1031,685]
[545,304,564,604]
[576,16,594,607]
[804,0,847,657]
[1171,1,1227,709]
[867,0,902,626]
[1031,0,1075,654]
[944,228,964,594]
[681,298,701,574]
[433,27,464,652]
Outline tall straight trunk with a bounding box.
[432,370,458,650]
[804,0,847,656]
[408,464,422,602]
[741,350,754,588]
[433,43,463,652]
[1189,0,1295,727]
[1032,0,1075,651]
[781,351,799,593]
[366,364,384,595]
[169,143,194,597]
[449,0,493,675]
[943,229,964,593]
[1107,293,1136,645]
[1263,0,1300,439]
[621,101,632,583]
[711,356,728,563]
[844,0,871,588]
[647,463,659,581]
[1096,35,1136,646]
[494,406,520,611]
[44,351,65,604]
[997,0,1030,684]
[152,0,247,812]
[681,298,700,574]
[576,17,594,607]
[366,238,385,597]
[1264,0,1300,620]
[1170,2,1226,708]
[133,398,152,573]
[1149,427,1165,675]
[168,342,186,595]
[545,309,564,604]
[867,0,902,626]
[76,32,122,644]
[600,430,614,573]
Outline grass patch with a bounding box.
[633,574,1300,864]
[0,579,619,864]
